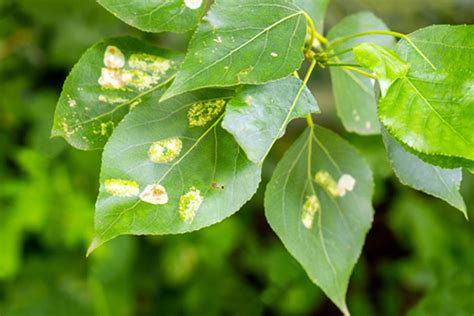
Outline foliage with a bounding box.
[1,0,473,315]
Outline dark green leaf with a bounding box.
[162,0,307,100]
[97,0,208,33]
[222,77,319,164]
[382,129,466,217]
[88,89,261,253]
[327,12,395,135]
[379,25,474,161]
[52,37,181,150]
[265,126,374,314]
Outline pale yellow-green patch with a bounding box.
[301,194,320,229]
[314,170,342,198]
[98,94,130,104]
[139,184,168,205]
[148,137,183,164]
[121,68,160,91]
[104,46,125,69]
[99,121,114,136]
[178,187,203,223]
[188,99,226,127]
[128,53,172,75]
[68,98,77,108]
[104,179,140,197]
[98,68,125,90]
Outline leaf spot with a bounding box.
[148,137,183,163]
[178,187,203,223]
[301,194,320,229]
[337,174,356,197]
[104,179,140,197]
[139,184,169,205]
[103,46,125,69]
[188,99,226,127]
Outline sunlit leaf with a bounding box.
[379,25,474,162]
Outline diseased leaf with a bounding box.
[327,12,395,135]
[265,126,374,314]
[88,89,261,253]
[52,37,181,150]
[222,77,319,164]
[162,0,307,100]
[293,0,330,32]
[379,25,474,161]
[382,129,466,217]
[97,0,207,33]
[353,43,410,95]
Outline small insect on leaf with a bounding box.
[211,182,225,190]
[104,179,140,197]
[188,99,226,127]
[139,184,169,205]
[301,194,320,229]
[148,137,183,164]
[178,187,204,223]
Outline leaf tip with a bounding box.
[86,237,103,257]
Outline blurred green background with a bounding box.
[1,0,473,315]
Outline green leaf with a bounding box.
[162,0,307,100]
[293,0,330,32]
[97,0,207,33]
[222,77,319,164]
[265,126,374,314]
[353,43,410,95]
[88,89,261,254]
[382,129,466,217]
[379,25,474,161]
[52,37,181,150]
[327,12,395,135]
[408,272,474,316]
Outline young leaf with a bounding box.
[382,129,466,217]
[52,37,181,150]
[88,89,261,254]
[379,25,474,161]
[265,126,374,314]
[293,0,330,32]
[97,0,207,33]
[162,0,307,100]
[353,43,410,95]
[327,12,395,135]
[222,77,320,164]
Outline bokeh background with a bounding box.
[1,0,473,315]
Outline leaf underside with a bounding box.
[327,11,396,135]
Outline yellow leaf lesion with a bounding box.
[104,179,140,197]
[148,137,183,164]
[178,187,203,223]
[187,99,226,127]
